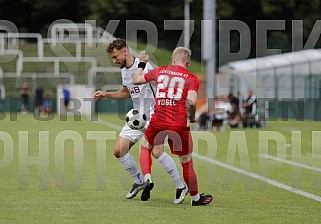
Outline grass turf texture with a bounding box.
[1,113,321,223]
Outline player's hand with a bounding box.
[189,117,196,123]
[93,91,107,101]
[189,114,196,123]
[139,51,149,63]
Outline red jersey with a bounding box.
[144,65,199,127]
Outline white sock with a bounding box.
[157,152,185,189]
[118,152,144,185]
[144,173,151,182]
[190,194,200,202]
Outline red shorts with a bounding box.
[144,122,193,155]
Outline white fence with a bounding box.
[0,22,124,99]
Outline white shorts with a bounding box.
[119,121,149,143]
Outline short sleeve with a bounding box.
[188,76,200,92]
[144,67,159,82]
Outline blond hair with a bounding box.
[171,47,192,66]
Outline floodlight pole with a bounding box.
[202,0,216,108]
[184,0,192,48]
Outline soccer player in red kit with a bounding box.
[133,47,213,206]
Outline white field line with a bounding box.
[91,117,321,202]
[193,153,321,202]
[261,154,321,173]
[92,118,122,131]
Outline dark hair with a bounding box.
[106,38,127,54]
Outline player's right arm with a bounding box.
[93,86,130,100]
[133,51,150,85]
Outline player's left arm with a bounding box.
[187,90,198,123]
[187,76,200,123]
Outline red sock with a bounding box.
[139,146,152,176]
[182,158,198,196]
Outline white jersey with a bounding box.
[121,58,156,120]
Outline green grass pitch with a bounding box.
[1,113,321,223]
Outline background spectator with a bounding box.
[62,85,70,111]
[20,82,29,113]
[212,96,232,132]
[227,93,241,128]
[242,90,257,128]
[34,87,44,114]
[42,92,53,114]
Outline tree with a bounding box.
[0,0,90,34]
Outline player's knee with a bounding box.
[113,147,126,158]
[151,150,162,159]
[151,145,164,159]
[141,137,152,149]
[113,148,121,158]
[179,153,192,163]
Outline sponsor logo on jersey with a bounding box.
[129,86,141,94]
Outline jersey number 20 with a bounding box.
[156,75,185,100]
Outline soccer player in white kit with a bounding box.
[94,39,187,203]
